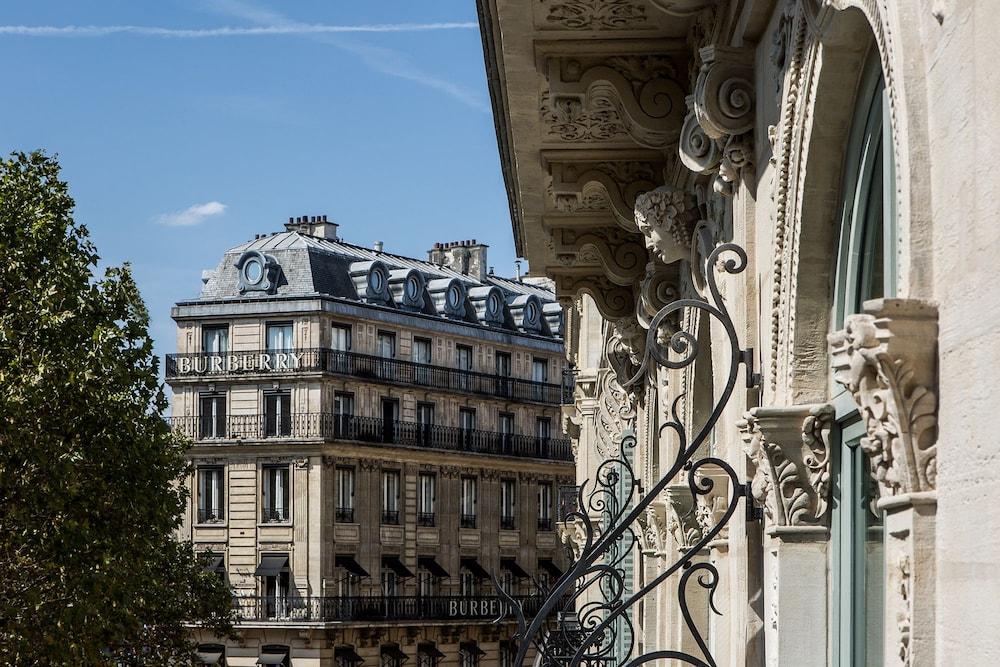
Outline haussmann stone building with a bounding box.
[476,0,1000,665]
[169,216,576,666]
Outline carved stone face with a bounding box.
[633,185,698,265]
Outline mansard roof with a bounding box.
[193,230,563,339]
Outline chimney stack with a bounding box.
[426,239,489,280]
[284,214,338,241]
[374,241,384,252]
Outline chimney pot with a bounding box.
[288,217,293,224]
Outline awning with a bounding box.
[254,554,289,577]
[418,643,446,660]
[460,557,491,580]
[336,554,370,578]
[257,648,289,665]
[501,559,530,579]
[381,644,409,662]
[460,642,487,658]
[335,646,364,664]
[202,555,225,574]
[382,555,415,579]
[539,558,563,578]
[418,556,449,578]
[195,646,224,665]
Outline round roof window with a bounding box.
[243,258,263,285]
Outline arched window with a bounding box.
[829,50,895,667]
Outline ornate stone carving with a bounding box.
[481,468,501,482]
[548,160,661,231]
[544,56,685,149]
[693,46,755,140]
[358,458,380,472]
[679,102,721,174]
[648,0,717,16]
[664,484,703,550]
[634,185,699,265]
[439,465,461,479]
[554,226,648,286]
[541,0,649,30]
[638,502,669,555]
[693,467,730,541]
[828,299,939,498]
[554,274,634,320]
[594,367,636,459]
[637,260,680,327]
[558,518,589,561]
[739,403,834,527]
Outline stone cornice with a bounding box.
[739,403,834,528]
[828,298,938,499]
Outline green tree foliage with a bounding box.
[0,152,234,664]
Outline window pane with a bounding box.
[203,326,228,354]
[332,324,352,351]
[266,324,293,352]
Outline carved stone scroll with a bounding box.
[554,226,648,286]
[554,273,635,320]
[693,46,755,140]
[828,298,939,498]
[548,160,661,231]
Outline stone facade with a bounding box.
[171,220,575,666]
[478,0,1000,664]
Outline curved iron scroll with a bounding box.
[494,242,760,667]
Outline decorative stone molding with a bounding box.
[540,0,650,31]
[739,403,834,528]
[555,274,634,320]
[693,467,730,541]
[638,502,669,556]
[554,226,648,286]
[544,56,685,150]
[358,458,380,472]
[594,367,636,459]
[679,100,721,175]
[439,465,462,479]
[693,46,755,140]
[633,185,699,265]
[828,298,938,498]
[664,484,703,550]
[637,260,680,329]
[558,518,589,561]
[481,468,501,482]
[548,160,661,231]
[648,0,717,17]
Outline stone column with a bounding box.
[829,298,938,667]
[741,403,835,667]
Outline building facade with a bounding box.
[478,0,1000,665]
[169,217,576,666]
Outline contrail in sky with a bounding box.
[0,22,478,38]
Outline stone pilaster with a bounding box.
[829,298,939,667]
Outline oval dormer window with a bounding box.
[368,268,385,294]
[405,275,421,301]
[243,257,264,286]
[447,284,462,310]
[525,300,539,324]
[488,291,503,317]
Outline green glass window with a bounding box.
[830,52,895,666]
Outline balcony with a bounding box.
[417,512,435,527]
[500,515,517,531]
[232,594,544,623]
[167,413,574,462]
[165,349,571,405]
[197,507,225,524]
[335,507,355,523]
[460,514,477,529]
[382,510,400,525]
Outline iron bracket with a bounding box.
[741,348,762,389]
[741,482,764,523]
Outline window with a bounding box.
[417,559,440,597]
[381,568,398,597]
[495,351,511,376]
[382,470,400,525]
[334,392,354,438]
[532,358,548,401]
[461,476,477,528]
[262,465,290,523]
[538,482,553,531]
[830,54,893,667]
[459,407,477,450]
[495,351,513,398]
[331,323,352,351]
[500,478,517,530]
[382,398,400,444]
[199,394,226,439]
[336,467,355,523]
[255,557,290,621]
[336,646,363,667]
[536,417,552,458]
[266,323,294,352]
[197,467,224,523]
[500,568,516,595]
[413,337,432,364]
[196,644,226,666]
[377,331,396,359]
[381,645,406,667]
[260,645,290,667]
[499,641,516,667]
[457,344,473,371]
[460,565,479,597]
[264,391,292,437]
[459,642,483,667]
[417,644,444,667]
[418,473,436,526]
[202,325,228,354]
[499,412,515,454]
[335,555,364,597]
[417,403,435,445]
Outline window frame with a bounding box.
[261,464,291,524]
[197,465,225,524]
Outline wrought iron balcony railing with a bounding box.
[500,515,517,530]
[335,507,355,523]
[197,507,225,524]
[232,594,544,623]
[166,348,572,405]
[417,512,436,527]
[537,517,553,532]
[167,413,573,462]
[382,510,400,525]
[262,508,289,523]
[460,514,477,529]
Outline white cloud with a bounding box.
[154,201,227,227]
[0,22,477,38]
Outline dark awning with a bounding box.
[539,558,563,578]
[335,646,364,664]
[418,556,449,578]
[254,555,289,577]
[461,642,487,657]
[418,643,446,660]
[460,558,491,580]
[195,646,224,665]
[381,644,409,662]
[202,555,225,574]
[382,555,415,578]
[336,554,370,578]
[501,559,530,579]
[258,648,289,665]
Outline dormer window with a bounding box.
[447,284,462,309]
[234,250,280,294]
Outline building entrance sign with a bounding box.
[498,243,762,667]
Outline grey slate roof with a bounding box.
[196,231,563,339]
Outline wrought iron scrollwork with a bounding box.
[494,242,760,667]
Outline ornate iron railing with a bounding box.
[166,348,571,405]
[496,243,761,667]
[232,594,545,623]
[168,413,573,461]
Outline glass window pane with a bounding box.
[267,324,293,352]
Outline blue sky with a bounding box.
[1,0,515,382]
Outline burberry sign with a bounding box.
[173,352,308,375]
